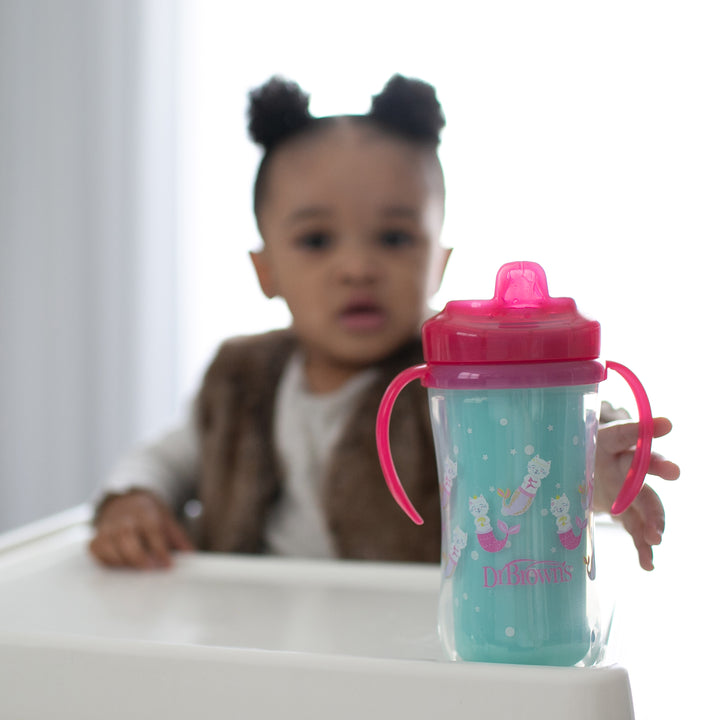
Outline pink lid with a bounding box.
[423,261,601,364]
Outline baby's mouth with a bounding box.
[339,301,386,331]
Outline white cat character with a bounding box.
[469,494,489,520]
[441,457,458,508]
[551,492,587,550]
[444,526,468,577]
[550,493,571,531]
[500,455,551,516]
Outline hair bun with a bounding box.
[369,75,445,145]
[248,76,313,151]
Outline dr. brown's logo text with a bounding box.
[483,559,573,588]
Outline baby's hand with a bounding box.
[594,417,680,571]
[89,490,195,569]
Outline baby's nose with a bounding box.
[336,242,380,282]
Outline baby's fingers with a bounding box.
[600,417,672,454]
[90,518,173,569]
[143,524,174,568]
[617,483,665,571]
[116,525,159,569]
[89,534,124,567]
[651,417,673,439]
[631,484,665,545]
[647,454,680,482]
[619,507,657,572]
[165,517,195,553]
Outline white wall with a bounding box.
[0,0,181,531]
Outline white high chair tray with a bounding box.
[0,507,633,720]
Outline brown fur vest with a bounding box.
[194,329,441,562]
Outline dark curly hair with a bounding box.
[248,74,445,219]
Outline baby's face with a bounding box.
[253,120,448,390]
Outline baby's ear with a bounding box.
[250,249,279,299]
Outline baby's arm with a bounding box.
[593,417,680,571]
[89,423,199,569]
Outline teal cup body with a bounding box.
[431,380,600,665]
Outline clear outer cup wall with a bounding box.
[431,383,602,666]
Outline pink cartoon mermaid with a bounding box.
[550,493,587,550]
[500,455,551,516]
[469,495,520,553]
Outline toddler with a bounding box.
[90,75,679,571]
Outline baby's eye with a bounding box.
[297,231,332,251]
[379,229,415,249]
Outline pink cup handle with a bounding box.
[605,361,654,515]
[376,360,652,521]
[376,364,429,525]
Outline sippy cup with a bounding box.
[376,261,653,666]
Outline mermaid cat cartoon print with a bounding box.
[469,494,520,553]
[550,493,587,550]
[440,456,457,508]
[444,526,468,577]
[499,455,551,516]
